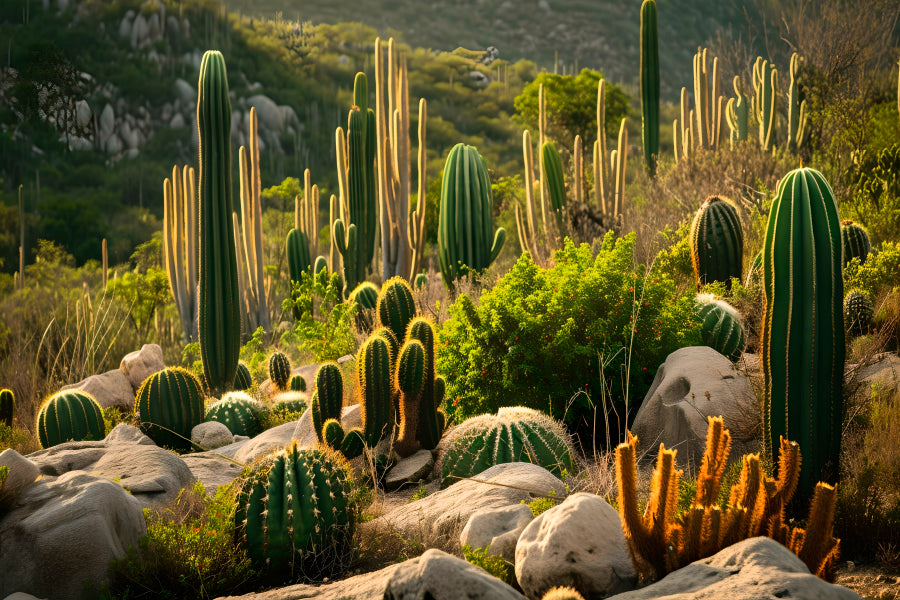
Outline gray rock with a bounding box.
[385,449,434,491]
[632,346,759,467]
[516,492,636,599]
[181,452,245,494]
[174,78,196,107]
[105,133,124,156]
[0,471,145,600]
[4,593,47,600]
[74,99,92,130]
[260,363,319,398]
[98,103,115,145]
[119,343,165,392]
[60,368,134,411]
[118,12,134,38]
[605,537,860,600]
[233,421,300,465]
[169,112,186,128]
[130,13,148,48]
[247,94,284,133]
[384,548,525,599]
[460,503,533,563]
[192,421,234,450]
[105,423,154,445]
[0,449,42,510]
[849,352,900,401]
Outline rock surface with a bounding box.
[0,449,42,509]
[384,449,435,491]
[181,452,246,493]
[119,343,166,391]
[848,352,900,401]
[192,421,235,450]
[515,492,636,599]
[460,503,533,563]
[60,368,135,411]
[292,404,360,448]
[233,421,299,465]
[605,537,861,600]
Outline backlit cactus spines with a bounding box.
[542,587,587,600]
[135,367,206,452]
[726,76,749,145]
[311,363,344,445]
[414,272,428,289]
[690,195,743,290]
[762,167,844,499]
[840,220,871,267]
[640,0,659,176]
[235,443,355,582]
[289,375,307,392]
[402,317,445,454]
[197,50,240,397]
[438,143,506,288]
[787,53,808,153]
[37,390,104,448]
[439,407,575,488]
[234,362,252,390]
[0,388,14,427]
[541,141,566,220]
[376,276,416,342]
[322,418,345,450]
[349,281,380,331]
[340,428,365,459]
[268,351,291,391]
[313,255,328,276]
[371,325,400,368]
[272,393,308,415]
[696,295,746,362]
[286,228,312,284]
[205,391,263,437]
[752,57,778,151]
[357,336,393,447]
[844,290,874,337]
[163,164,199,343]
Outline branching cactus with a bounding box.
[0,388,14,427]
[354,335,393,448]
[696,295,746,361]
[37,390,104,448]
[844,290,874,337]
[640,0,659,176]
[376,276,416,341]
[690,195,743,290]
[234,362,253,391]
[205,391,263,437]
[439,407,575,488]
[395,317,446,457]
[787,53,808,152]
[840,220,871,267]
[268,351,291,391]
[725,76,749,145]
[235,443,355,582]
[752,57,778,151]
[135,367,206,452]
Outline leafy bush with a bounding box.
[462,544,515,585]
[843,241,900,298]
[438,233,702,447]
[281,268,357,363]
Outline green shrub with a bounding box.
[462,544,515,585]
[843,241,900,299]
[437,233,702,446]
[281,268,357,363]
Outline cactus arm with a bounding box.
[596,79,608,214]
[408,98,427,280]
[614,119,628,221]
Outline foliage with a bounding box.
[409,485,429,502]
[105,238,171,343]
[280,268,357,363]
[843,241,900,299]
[462,544,515,585]
[524,488,561,518]
[841,144,900,246]
[437,233,702,446]
[0,423,39,454]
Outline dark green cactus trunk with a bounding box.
[37,390,104,448]
[234,362,253,390]
[690,195,743,290]
[286,228,312,284]
[640,0,660,176]
[762,167,844,500]
[407,318,444,451]
[135,367,206,452]
[542,141,566,216]
[289,375,307,392]
[197,50,240,397]
[0,388,14,427]
[311,363,343,444]
[357,336,392,447]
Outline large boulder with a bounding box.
[119,343,165,392]
[384,449,435,491]
[0,471,146,600]
[632,346,759,467]
[515,492,636,599]
[605,537,860,600]
[173,78,196,107]
[233,421,299,465]
[181,452,245,494]
[292,404,359,448]
[847,352,900,402]
[191,421,234,450]
[460,503,533,563]
[0,449,42,510]
[60,368,134,411]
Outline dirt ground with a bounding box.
[834,564,899,599]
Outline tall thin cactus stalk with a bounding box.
[593,80,608,214]
[17,184,24,290]
[752,57,778,152]
[296,168,321,258]
[640,0,659,176]
[726,76,750,146]
[573,134,583,205]
[163,164,198,342]
[787,53,808,153]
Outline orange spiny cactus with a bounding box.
[793,482,840,581]
[695,416,732,506]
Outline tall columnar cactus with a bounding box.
[197,50,240,396]
[844,290,874,337]
[684,47,724,153]
[787,53,808,152]
[268,351,291,391]
[690,196,743,290]
[163,164,198,342]
[0,388,14,427]
[726,76,749,145]
[205,391,263,437]
[439,407,575,488]
[541,141,566,227]
[640,0,659,176]
[36,390,104,448]
[395,317,445,457]
[840,220,871,267]
[696,296,746,362]
[438,143,506,288]
[234,362,252,391]
[752,57,778,151]
[235,443,355,582]
[376,276,416,341]
[135,367,206,452]
[311,362,344,446]
[286,228,313,284]
[355,335,393,448]
[296,169,321,261]
[762,167,844,500]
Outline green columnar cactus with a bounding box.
[313,255,328,276]
[438,143,506,288]
[163,164,198,343]
[311,363,344,445]
[752,57,778,151]
[541,141,566,227]
[355,336,393,447]
[205,391,263,437]
[235,443,355,582]
[376,276,416,342]
[440,407,575,488]
[135,367,206,452]
[787,53,807,152]
[371,325,400,365]
[762,167,844,500]
[0,388,14,427]
[349,281,379,331]
[234,362,253,391]
[395,317,445,457]
[289,375,307,392]
[640,0,659,176]
[690,196,743,290]
[845,290,874,337]
[726,76,749,145]
[286,228,312,284]
[269,352,291,391]
[696,296,746,362]
[36,390,104,448]
[840,220,871,267]
[197,50,240,397]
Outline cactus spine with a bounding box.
[135,367,206,452]
[726,76,750,146]
[0,388,14,427]
[640,0,660,175]
[163,164,198,342]
[205,391,263,437]
[840,220,871,266]
[37,390,105,448]
[234,362,252,390]
[349,281,380,331]
[787,53,808,152]
[395,317,445,457]
[376,276,416,341]
[542,588,586,600]
[355,336,393,447]
[844,290,874,337]
[696,296,746,361]
[269,351,291,391]
[690,195,743,289]
[752,57,778,151]
[762,167,844,500]
[197,50,240,396]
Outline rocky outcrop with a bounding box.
[119,343,165,392]
[460,503,533,563]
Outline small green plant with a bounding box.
[281,268,356,362]
[462,544,515,585]
[409,485,429,502]
[524,489,559,517]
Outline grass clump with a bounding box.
[462,545,515,585]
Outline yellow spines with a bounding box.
[541,587,586,600]
[695,416,731,506]
[795,483,839,579]
[615,432,645,565]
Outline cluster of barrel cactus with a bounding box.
[36,390,105,448]
[395,317,446,457]
[205,391,263,437]
[135,367,206,452]
[841,220,871,267]
[268,351,292,391]
[844,290,874,337]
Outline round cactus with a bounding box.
[0,388,14,427]
[439,407,576,489]
[414,272,428,289]
[841,220,871,267]
[845,290,874,337]
[271,392,308,415]
[234,362,253,391]
[135,367,206,452]
[289,374,307,392]
[542,587,587,600]
[235,443,355,582]
[205,391,263,437]
[349,281,380,331]
[696,295,746,362]
[268,351,291,391]
[690,195,743,290]
[37,390,104,448]
[376,276,416,341]
[311,363,344,445]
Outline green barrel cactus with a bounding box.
[395,317,445,457]
[690,195,743,290]
[438,143,506,288]
[840,220,871,267]
[272,392,308,415]
[640,0,660,175]
[135,367,206,452]
[845,290,874,337]
[269,352,291,391]
[37,390,104,448]
[286,228,312,284]
[0,388,14,427]
[311,363,344,445]
[289,375,307,392]
[376,276,416,342]
[762,167,844,499]
[235,443,355,582]
[439,407,575,489]
[197,50,241,397]
[234,362,253,391]
[205,391,263,437]
[542,141,566,217]
[349,281,380,331]
[696,295,746,362]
